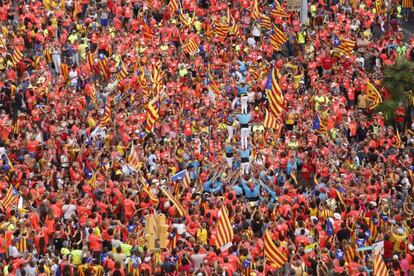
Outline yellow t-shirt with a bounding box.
[196,228,207,244]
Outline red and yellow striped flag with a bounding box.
[169,0,178,15]
[344,245,357,263]
[145,95,159,133]
[61,63,69,82]
[335,188,345,206]
[264,230,288,269]
[116,62,128,82]
[213,20,230,39]
[11,47,23,66]
[161,188,187,216]
[271,1,288,18]
[375,0,383,14]
[365,217,378,241]
[183,171,190,190]
[86,171,97,189]
[260,14,272,30]
[263,109,278,129]
[215,206,234,248]
[374,253,388,276]
[98,56,110,80]
[17,236,27,253]
[265,67,284,118]
[100,99,111,127]
[365,82,382,110]
[184,38,199,55]
[270,24,288,51]
[142,21,154,40]
[335,35,356,56]
[1,185,19,210]
[128,145,141,171]
[227,8,241,36]
[252,0,261,21]
[395,130,404,149]
[87,51,95,68]
[140,177,159,204]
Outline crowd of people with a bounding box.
[0,0,414,275]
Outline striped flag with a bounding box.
[169,0,178,15]
[61,63,69,82]
[227,8,241,36]
[312,113,327,134]
[178,4,195,28]
[86,171,97,189]
[260,14,272,30]
[265,67,284,118]
[271,1,288,17]
[142,20,154,40]
[270,24,288,51]
[252,0,261,21]
[319,209,333,222]
[365,82,382,110]
[11,48,23,66]
[264,230,288,269]
[205,20,215,38]
[365,217,378,241]
[183,171,190,189]
[184,38,199,55]
[161,188,187,216]
[128,145,141,171]
[335,188,345,206]
[333,34,356,56]
[215,206,234,248]
[98,56,110,80]
[207,67,221,95]
[212,20,229,39]
[137,62,150,96]
[116,62,128,81]
[263,109,278,129]
[100,99,111,127]
[87,51,95,68]
[17,236,27,253]
[374,253,388,276]
[375,0,383,14]
[90,84,97,104]
[151,64,163,93]
[395,130,404,149]
[140,177,159,204]
[145,95,159,133]
[1,185,19,210]
[344,245,357,263]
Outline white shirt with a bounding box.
[69,70,78,85]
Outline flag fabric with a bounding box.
[184,38,199,55]
[365,217,378,241]
[116,62,128,81]
[216,206,234,248]
[333,34,356,56]
[100,99,111,127]
[171,170,188,182]
[263,230,288,269]
[128,145,141,171]
[212,20,230,39]
[374,253,389,276]
[86,171,97,189]
[151,64,162,93]
[178,5,195,28]
[365,82,383,109]
[1,186,19,210]
[227,8,241,36]
[140,177,159,204]
[271,1,288,17]
[137,62,150,96]
[87,51,95,68]
[207,70,221,95]
[17,236,27,253]
[312,113,327,133]
[98,56,110,80]
[265,68,284,118]
[160,188,187,216]
[11,48,23,66]
[169,0,178,15]
[142,20,154,40]
[375,0,383,13]
[252,0,261,21]
[395,130,404,149]
[335,188,345,206]
[145,95,159,133]
[344,245,357,263]
[263,109,279,129]
[260,14,272,30]
[270,24,288,51]
[183,171,190,189]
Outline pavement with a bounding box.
[401,17,414,41]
